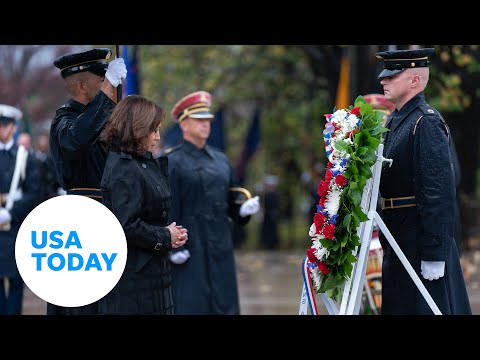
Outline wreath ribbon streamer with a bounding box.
[300,256,318,315]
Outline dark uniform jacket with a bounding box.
[0,144,40,277]
[379,92,471,315]
[47,90,115,315]
[99,147,174,314]
[261,189,280,250]
[166,140,250,315]
[34,150,60,203]
[49,91,115,191]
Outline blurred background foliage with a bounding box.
[2,44,480,250]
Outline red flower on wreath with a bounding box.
[306,247,317,263]
[317,181,329,197]
[323,224,336,240]
[318,261,330,275]
[325,169,333,183]
[335,174,348,187]
[314,212,325,234]
[345,129,358,138]
[319,196,326,207]
[350,106,361,115]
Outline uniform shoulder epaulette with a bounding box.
[418,104,439,116]
[414,105,449,138]
[162,144,181,155]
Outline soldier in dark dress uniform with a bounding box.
[0,105,40,315]
[376,48,471,315]
[47,47,127,315]
[165,90,260,315]
[260,175,281,250]
[33,133,60,203]
[99,95,188,314]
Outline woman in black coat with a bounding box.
[99,95,188,315]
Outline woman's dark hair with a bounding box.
[101,95,164,155]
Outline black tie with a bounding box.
[386,115,395,129]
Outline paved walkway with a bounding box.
[236,249,480,315]
[20,249,480,315]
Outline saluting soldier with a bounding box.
[0,105,40,315]
[165,90,260,315]
[47,47,127,315]
[376,48,471,315]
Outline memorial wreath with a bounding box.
[306,95,387,302]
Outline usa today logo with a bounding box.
[15,195,127,308]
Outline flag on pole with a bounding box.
[207,106,225,151]
[234,108,261,185]
[335,48,350,110]
[162,124,182,149]
[122,45,141,96]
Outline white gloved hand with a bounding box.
[170,249,191,264]
[239,195,260,217]
[421,260,445,281]
[0,208,12,225]
[105,58,127,88]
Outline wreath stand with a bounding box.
[299,144,442,315]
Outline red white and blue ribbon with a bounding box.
[299,256,318,315]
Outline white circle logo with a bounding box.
[15,195,127,308]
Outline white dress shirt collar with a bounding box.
[0,139,14,151]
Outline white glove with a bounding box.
[421,260,445,281]
[170,249,191,265]
[239,195,260,217]
[0,208,12,225]
[105,58,127,88]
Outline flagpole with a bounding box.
[115,45,122,102]
[335,46,350,110]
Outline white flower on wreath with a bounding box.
[333,130,345,141]
[331,109,348,123]
[312,238,330,261]
[345,113,359,132]
[309,223,325,244]
[329,143,350,163]
[311,267,323,289]
[343,137,354,146]
[325,188,342,217]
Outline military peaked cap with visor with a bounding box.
[171,91,215,122]
[0,104,23,124]
[376,47,435,80]
[53,48,112,79]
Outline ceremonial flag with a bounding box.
[122,45,141,95]
[234,108,261,185]
[207,106,225,151]
[335,48,350,110]
[162,124,182,149]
